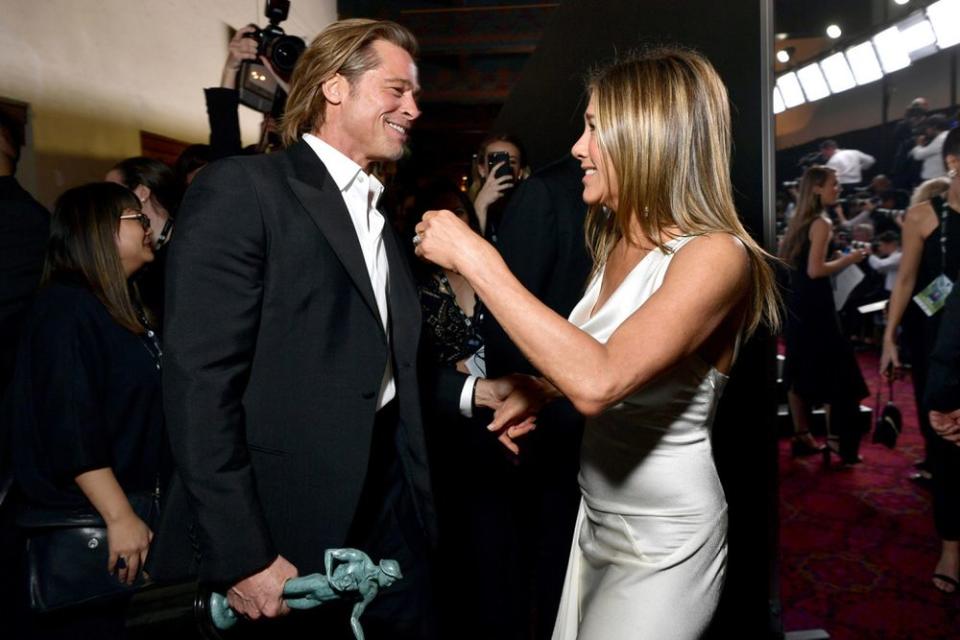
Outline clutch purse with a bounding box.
[17,489,160,612]
[872,376,902,449]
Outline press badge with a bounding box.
[913,273,954,317]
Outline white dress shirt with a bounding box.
[869,250,902,292]
[911,130,948,180]
[826,148,875,185]
[303,133,395,409]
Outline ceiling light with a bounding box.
[894,0,910,5]
[797,63,831,101]
[900,19,937,52]
[845,41,884,85]
[776,72,806,108]
[927,0,960,49]
[773,88,786,114]
[873,26,912,72]
[776,49,791,63]
[819,52,857,93]
[826,24,842,39]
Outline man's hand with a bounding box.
[930,409,960,445]
[221,25,259,89]
[475,376,538,454]
[227,555,298,620]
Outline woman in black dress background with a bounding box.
[881,127,960,593]
[9,182,165,638]
[780,166,870,465]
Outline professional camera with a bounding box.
[237,0,305,113]
[244,0,305,82]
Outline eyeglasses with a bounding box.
[120,212,151,230]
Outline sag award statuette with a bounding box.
[200,548,402,640]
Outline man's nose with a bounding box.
[404,93,421,121]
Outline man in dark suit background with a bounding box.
[0,105,49,631]
[0,110,48,395]
[469,155,592,639]
[152,19,513,638]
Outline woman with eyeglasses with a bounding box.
[105,156,181,327]
[9,182,165,638]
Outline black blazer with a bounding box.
[483,155,592,378]
[926,284,960,412]
[152,141,436,586]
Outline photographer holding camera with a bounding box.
[204,2,304,161]
[469,133,528,243]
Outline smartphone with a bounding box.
[487,151,514,183]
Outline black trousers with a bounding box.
[931,435,960,541]
[430,404,582,640]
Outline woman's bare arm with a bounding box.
[417,211,749,416]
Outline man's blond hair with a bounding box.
[280,19,418,146]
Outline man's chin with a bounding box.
[379,144,407,163]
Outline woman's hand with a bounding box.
[487,375,554,437]
[879,335,901,377]
[415,209,488,273]
[472,163,514,222]
[106,510,153,585]
[221,25,259,89]
[846,247,869,264]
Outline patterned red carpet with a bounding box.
[779,350,960,639]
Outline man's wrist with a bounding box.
[459,376,477,418]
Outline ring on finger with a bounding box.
[412,233,423,246]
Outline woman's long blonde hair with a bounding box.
[584,47,780,335]
[778,165,834,267]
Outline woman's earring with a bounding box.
[949,167,958,179]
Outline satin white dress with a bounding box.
[552,236,729,640]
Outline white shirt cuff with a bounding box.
[459,375,478,418]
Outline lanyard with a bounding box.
[135,307,162,371]
[940,199,950,275]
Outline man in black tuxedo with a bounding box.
[152,19,511,637]
[470,155,592,639]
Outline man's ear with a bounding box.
[321,74,345,105]
[132,184,151,204]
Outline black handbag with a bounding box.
[17,488,160,612]
[872,375,902,449]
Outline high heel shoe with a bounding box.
[791,431,826,457]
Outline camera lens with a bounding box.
[269,35,306,74]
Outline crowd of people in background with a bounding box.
[777,98,960,595]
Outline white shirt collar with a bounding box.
[302,133,384,207]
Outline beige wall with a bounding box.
[0,0,337,206]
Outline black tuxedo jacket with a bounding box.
[152,141,436,586]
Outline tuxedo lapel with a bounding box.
[284,141,381,328]
[382,223,421,364]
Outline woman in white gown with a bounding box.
[414,48,781,639]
